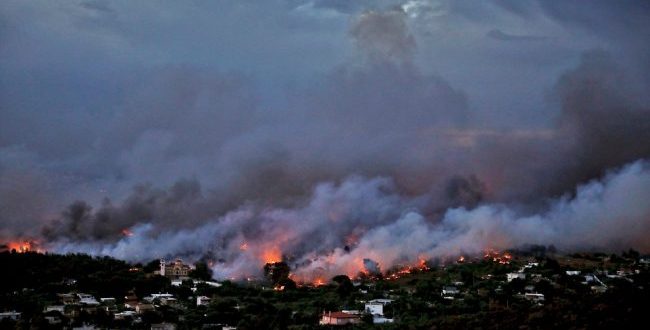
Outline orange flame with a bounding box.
[484,249,512,264]
[8,241,31,252]
[261,247,282,264]
[121,228,134,237]
[6,240,44,253]
[418,258,430,270]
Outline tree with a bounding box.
[143,259,161,273]
[190,262,213,281]
[332,275,354,297]
[278,278,297,290]
[263,262,290,285]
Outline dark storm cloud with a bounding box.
[1,1,650,278]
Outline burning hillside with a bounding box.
[1,240,44,254]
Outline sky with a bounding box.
[1,0,649,279]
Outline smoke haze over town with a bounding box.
[1,0,650,281]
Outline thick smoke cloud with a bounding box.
[350,8,416,62]
[1,1,650,279]
[52,160,650,280]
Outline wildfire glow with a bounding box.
[8,241,32,252]
[5,240,44,253]
[484,249,512,264]
[386,258,430,280]
[261,247,282,264]
[121,228,134,237]
[239,242,248,251]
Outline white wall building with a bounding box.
[507,273,526,282]
[197,296,211,306]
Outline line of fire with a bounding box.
[1,237,515,287]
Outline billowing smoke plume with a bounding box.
[51,160,650,280]
[1,2,650,280]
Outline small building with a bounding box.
[591,285,607,293]
[199,281,223,288]
[100,297,116,305]
[45,305,66,313]
[160,258,193,279]
[43,311,63,325]
[136,303,155,314]
[373,316,394,324]
[114,311,137,320]
[441,286,460,296]
[151,323,177,330]
[0,311,21,321]
[78,293,100,305]
[58,293,78,305]
[124,291,139,309]
[507,273,526,282]
[565,270,581,276]
[524,293,545,304]
[197,296,211,306]
[365,299,393,317]
[319,311,361,326]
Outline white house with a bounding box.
[77,294,100,305]
[0,311,21,321]
[151,323,177,330]
[524,293,545,304]
[364,299,393,316]
[100,298,116,304]
[441,286,460,296]
[197,296,211,306]
[197,280,222,288]
[44,305,65,313]
[507,273,526,282]
[113,311,136,320]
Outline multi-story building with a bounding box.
[159,258,192,279]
